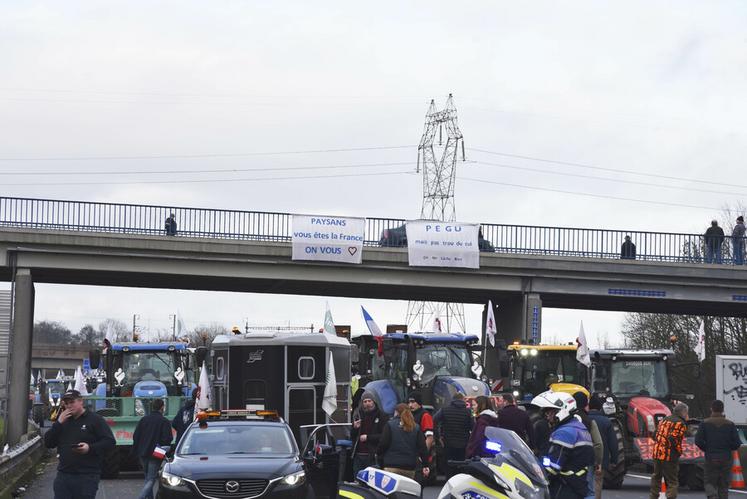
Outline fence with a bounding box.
[0,196,741,264]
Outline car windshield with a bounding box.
[483,427,547,487]
[179,425,295,456]
[610,359,669,398]
[513,350,581,399]
[417,345,472,384]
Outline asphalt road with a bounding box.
[20,457,747,499]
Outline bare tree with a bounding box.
[97,318,130,342]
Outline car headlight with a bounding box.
[281,470,305,486]
[161,470,184,487]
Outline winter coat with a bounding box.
[695,413,741,460]
[434,399,474,448]
[498,404,532,443]
[545,417,595,499]
[377,418,428,470]
[588,409,620,468]
[704,226,725,250]
[466,410,499,458]
[351,406,389,456]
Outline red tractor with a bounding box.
[590,349,704,490]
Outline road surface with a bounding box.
[19,455,747,498]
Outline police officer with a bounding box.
[532,391,595,499]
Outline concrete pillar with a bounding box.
[494,293,542,344]
[7,268,34,446]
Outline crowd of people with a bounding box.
[40,385,742,499]
[350,389,743,499]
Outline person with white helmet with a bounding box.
[532,391,595,499]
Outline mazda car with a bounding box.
[157,410,312,499]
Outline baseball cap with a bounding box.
[61,389,82,401]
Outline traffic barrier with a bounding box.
[732,450,745,489]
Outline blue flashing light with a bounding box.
[542,457,551,467]
[485,441,502,453]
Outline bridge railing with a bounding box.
[0,196,740,264]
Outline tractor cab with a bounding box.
[354,332,489,414]
[502,344,587,403]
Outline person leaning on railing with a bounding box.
[732,216,745,265]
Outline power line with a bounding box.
[470,160,743,197]
[0,161,412,176]
[458,176,719,211]
[0,145,416,162]
[469,147,742,189]
[3,170,415,187]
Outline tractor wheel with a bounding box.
[603,419,627,489]
[101,447,121,479]
[685,464,705,491]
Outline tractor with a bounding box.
[88,342,202,477]
[589,349,703,490]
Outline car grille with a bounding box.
[196,479,269,498]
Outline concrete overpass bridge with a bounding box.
[1,196,746,445]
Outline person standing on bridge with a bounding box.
[695,399,741,499]
[732,216,745,265]
[704,220,725,264]
[649,402,688,499]
[43,389,116,499]
[620,235,636,260]
[164,213,177,236]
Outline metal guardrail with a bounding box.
[0,196,743,265]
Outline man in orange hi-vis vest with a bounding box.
[649,403,689,499]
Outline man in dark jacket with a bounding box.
[132,399,173,499]
[621,235,636,260]
[704,220,725,264]
[498,393,532,443]
[588,394,620,499]
[44,389,116,499]
[695,400,742,499]
[351,392,389,476]
[433,392,474,477]
[172,389,198,445]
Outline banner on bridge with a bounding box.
[406,220,480,269]
[292,215,365,264]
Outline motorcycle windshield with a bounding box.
[483,427,548,488]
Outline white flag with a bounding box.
[324,302,336,335]
[695,321,706,362]
[56,369,64,380]
[322,350,337,417]
[485,300,498,347]
[67,381,74,391]
[576,321,591,367]
[31,372,35,386]
[74,366,89,395]
[197,361,211,411]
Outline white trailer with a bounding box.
[715,355,747,427]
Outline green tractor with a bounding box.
[88,341,203,477]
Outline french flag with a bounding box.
[361,306,383,337]
[152,445,168,460]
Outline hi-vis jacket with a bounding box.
[652,414,687,462]
[544,416,595,499]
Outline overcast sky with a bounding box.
[2,1,746,346]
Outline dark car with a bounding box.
[379,223,495,252]
[157,411,313,499]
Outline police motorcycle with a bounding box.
[437,427,550,499]
[337,467,422,498]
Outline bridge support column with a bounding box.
[7,268,34,446]
[496,293,542,344]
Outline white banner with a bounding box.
[292,215,365,264]
[406,220,480,269]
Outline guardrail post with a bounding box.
[7,268,34,446]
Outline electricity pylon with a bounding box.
[406,94,467,333]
